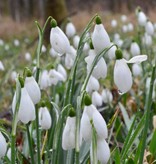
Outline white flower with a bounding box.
[57,64,67,81]
[86,76,100,93]
[12,87,36,124]
[0,39,4,46]
[25,76,41,104]
[92,23,111,54]
[49,48,59,58]
[121,15,127,22]
[96,138,110,164]
[41,45,47,53]
[50,25,71,55]
[132,63,142,77]
[92,91,103,107]
[40,70,50,90]
[49,69,65,85]
[142,33,152,47]
[0,132,7,158]
[25,52,31,61]
[66,22,76,38]
[62,116,76,150]
[114,55,147,93]
[80,104,108,141]
[65,46,77,70]
[107,43,116,60]
[14,39,20,47]
[0,61,4,71]
[145,21,154,36]
[101,89,113,103]
[73,35,80,49]
[130,42,140,56]
[111,19,117,28]
[85,49,107,79]
[137,11,147,26]
[127,23,134,32]
[122,25,128,33]
[39,107,52,130]
[11,71,17,82]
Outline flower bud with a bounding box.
[65,22,76,38]
[145,21,154,36]
[92,91,103,107]
[0,132,7,158]
[130,41,140,56]
[102,89,113,103]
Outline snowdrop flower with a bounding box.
[92,16,111,54]
[11,71,17,82]
[0,39,4,46]
[73,35,80,49]
[96,138,110,164]
[65,22,76,38]
[127,23,134,32]
[122,25,128,33]
[85,48,107,79]
[121,15,127,22]
[132,63,142,77]
[41,45,47,53]
[91,91,103,107]
[86,76,100,93]
[101,89,113,104]
[40,70,50,90]
[0,61,4,71]
[80,102,108,141]
[142,33,152,47]
[111,19,117,28]
[14,39,20,47]
[145,21,154,36]
[137,10,147,26]
[114,33,120,41]
[25,52,31,61]
[7,148,11,160]
[130,41,140,56]
[107,42,117,60]
[49,47,59,58]
[0,132,7,158]
[25,74,41,104]
[57,64,67,81]
[115,39,123,48]
[12,84,35,124]
[49,69,65,85]
[65,46,76,69]
[114,49,147,93]
[62,109,77,150]
[39,106,52,130]
[50,19,71,55]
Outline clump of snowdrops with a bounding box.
[0,8,156,164]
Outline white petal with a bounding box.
[62,117,76,150]
[18,88,36,124]
[39,107,52,130]
[86,76,100,93]
[125,55,147,64]
[0,61,5,71]
[132,63,142,77]
[0,132,7,158]
[92,24,111,54]
[73,35,80,49]
[101,89,113,103]
[145,21,154,36]
[137,11,147,26]
[50,27,71,55]
[57,64,67,81]
[114,59,132,93]
[130,42,140,56]
[92,91,103,107]
[66,22,76,38]
[93,110,108,139]
[97,139,110,164]
[25,76,41,104]
[40,70,50,90]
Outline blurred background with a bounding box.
[0,0,156,40]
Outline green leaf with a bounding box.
[149,130,156,156]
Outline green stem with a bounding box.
[139,65,156,164]
[26,124,35,164]
[35,107,41,164]
[11,134,16,164]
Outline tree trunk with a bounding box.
[44,0,68,44]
